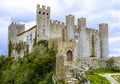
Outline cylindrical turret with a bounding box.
[99,23,108,58]
[78,17,86,31]
[78,18,87,57]
[66,15,75,41]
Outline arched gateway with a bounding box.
[66,50,73,61]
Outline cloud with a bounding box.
[0,15,36,55]
[0,16,11,55]
[19,21,36,30]
[0,0,120,57]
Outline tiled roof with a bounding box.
[17,25,36,36]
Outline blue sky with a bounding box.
[0,0,120,57]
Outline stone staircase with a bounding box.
[66,73,79,84]
[67,78,79,84]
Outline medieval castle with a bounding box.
[8,4,109,83]
[8,4,108,58]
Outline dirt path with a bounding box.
[99,73,120,84]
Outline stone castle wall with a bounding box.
[50,20,65,39]
[8,22,25,43]
[8,4,108,59]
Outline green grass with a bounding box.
[86,68,120,84]
[95,68,113,74]
[112,75,120,83]
[86,74,110,84]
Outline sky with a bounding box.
[0,0,120,57]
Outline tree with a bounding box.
[107,58,115,68]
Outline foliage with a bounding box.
[106,58,120,72]
[91,35,95,57]
[33,30,37,46]
[106,57,115,68]
[0,40,56,84]
[62,29,65,41]
[15,41,25,55]
[8,40,12,57]
[95,68,120,74]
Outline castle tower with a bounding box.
[99,23,108,58]
[8,22,25,43]
[36,4,50,42]
[78,18,87,57]
[66,15,75,41]
[8,22,25,57]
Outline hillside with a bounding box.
[0,40,56,84]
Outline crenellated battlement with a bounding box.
[78,17,86,30]
[86,28,99,35]
[66,14,74,19]
[9,22,25,27]
[99,23,108,26]
[50,20,65,26]
[37,4,50,12]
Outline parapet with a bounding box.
[50,20,65,26]
[87,28,99,34]
[78,17,86,28]
[66,14,74,18]
[66,14,75,27]
[9,22,25,28]
[99,23,108,28]
[37,4,50,12]
[78,17,86,20]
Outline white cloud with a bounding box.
[0,0,120,57]
[19,21,36,30]
[0,15,36,55]
[0,16,11,55]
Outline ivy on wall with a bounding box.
[33,30,37,46]
[62,29,65,41]
[90,35,95,57]
[8,40,12,57]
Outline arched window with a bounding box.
[66,50,73,61]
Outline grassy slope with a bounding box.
[86,74,110,84]
[86,68,120,84]
[112,75,120,83]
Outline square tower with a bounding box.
[8,22,25,43]
[36,4,50,42]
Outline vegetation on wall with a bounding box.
[8,40,12,57]
[15,41,24,55]
[62,29,65,41]
[33,30,37,46]
[0,40,56,84]
[90,35,95,57]
[106,58,120,72]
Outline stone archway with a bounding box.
[66,50,73,61]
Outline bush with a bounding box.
[0,40,56,84]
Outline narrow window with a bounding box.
[43,12,45,15]
[39,11,41,14]
[30,34,32,43]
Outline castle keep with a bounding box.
[8,4,109,83]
